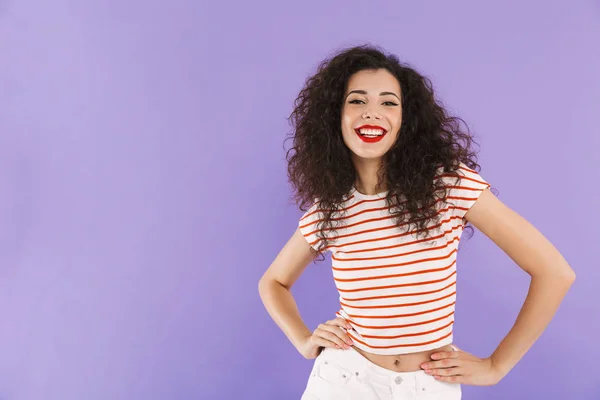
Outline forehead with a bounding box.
[345,69,401,94]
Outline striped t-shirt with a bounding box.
[298,162,491,355]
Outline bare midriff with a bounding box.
[351,343,455,372]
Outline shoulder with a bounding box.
[433,161,491,220]
[434,161,489,190]
[298,198,325,252]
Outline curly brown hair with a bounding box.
[285,44,491,261]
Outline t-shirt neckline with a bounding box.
[351,186,389,200]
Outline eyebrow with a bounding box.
[345,90,400,101]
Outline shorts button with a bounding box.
[395,376,403,385]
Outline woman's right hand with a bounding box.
[297,317,355,359]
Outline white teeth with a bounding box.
[358,128,385,136]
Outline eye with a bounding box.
[348,99,398,106]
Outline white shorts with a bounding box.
[301,345,461,400]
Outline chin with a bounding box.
[351,149,388,160]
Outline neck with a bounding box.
[353,157,386,195]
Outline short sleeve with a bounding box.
[298,201,324,252]
[441,162,491,222]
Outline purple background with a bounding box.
[1,0,598,399]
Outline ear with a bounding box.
[450,344,460,352]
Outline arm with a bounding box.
[465,189,575,380]
[424,188,575,384]
[258,228,354,358]
[258,228,316,350]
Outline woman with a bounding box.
[258,44,575,399]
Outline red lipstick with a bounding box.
[355,125,388,143]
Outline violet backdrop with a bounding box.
[0,0,598,399]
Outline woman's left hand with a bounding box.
[420,345,504,386]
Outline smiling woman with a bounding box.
[341,69,402,152]
[282,45,482,246]
[258,44,575,400]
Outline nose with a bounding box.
[362,110,382,119]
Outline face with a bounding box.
[340,68,403,161]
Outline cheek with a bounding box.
[391,114,402,134]
[389,109,402,123]
[341,115,355,134]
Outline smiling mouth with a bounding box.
[355,127,387,143]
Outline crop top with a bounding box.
[298,162,491,355]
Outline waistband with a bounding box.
[318,344,458,387]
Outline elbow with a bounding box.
[551,266,576,287]
[562,271,576,293]
[258,275,282,296]
[563,268,576,284]
[559,261,576,283]
[258,276,269,295]
[531,265,575,289]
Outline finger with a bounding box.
[422,357,461,370]
[328,317,353,330]
[311,336,342,349]
[316,327,351,348]
[325,319,355,343]
[430,351,460,360]
[320,324,354,346]
[434,374,462,384]
[321,327,353,347]
[428,366,462,377]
